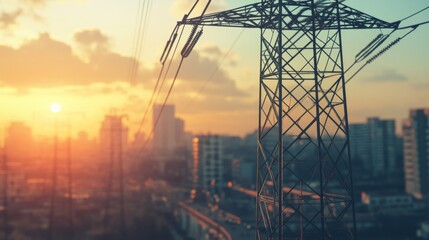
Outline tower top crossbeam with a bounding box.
[179,1,399,30]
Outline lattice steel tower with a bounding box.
[178,0,399,239]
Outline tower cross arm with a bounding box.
[178,2,265,29]
[337,3,400,30]
[178,1,399,30]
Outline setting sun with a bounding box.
[50,103,61,113]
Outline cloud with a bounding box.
[0,32,139,87]
[151,47,254,114]
[18,0,83,8]
[170,48,246,97]
[171,0,227,17]
[0,28,253,118]
[74,29,109,48]
[74,29,112,59]
[21,0,44,5]
[201,45,222,56]
[367,69,407,82]
[0,9,23,28]
[15,0,86,21]
[199,45,239,66]
[19,0,46,7]
[59,82,135,97]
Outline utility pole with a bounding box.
[49,117,58,240]
[66,118,74,240]
[103,114,127,239]
[103,117,114,233]
[118,120,126,239]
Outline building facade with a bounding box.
[192,135,224,192]
[349,117,397,177]
[153,104,186,154]
[403,109,429,198]
[361,191,425,216]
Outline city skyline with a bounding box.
[0,0,428,139]
[1,106,427,144]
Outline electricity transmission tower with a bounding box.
[176,0,399,239]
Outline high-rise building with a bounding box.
[152,104,185,153]
[192,134,224,192]
[99,115,128,160]
[349,117,396,177]
[368,118,397,174]
[4,121,34,161]
[403,109,429,198]
[175,118,186,148]
[349,123,370,171]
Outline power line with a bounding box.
[132,0,212,147]
[344,26,419,86]
[127,0,153,85]
[142,0,154,50]
[116,0,153,158]
[137,24,206,157]
[149,26,183,122]
[127,0,144,84]
[131,0,153,84]
[400,4,429,22]
[133,24,184,145]
[136,26,188,158]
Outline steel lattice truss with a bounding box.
[179,0,398,239]
[183,1,398,30]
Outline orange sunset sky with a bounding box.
[0,0,428,142]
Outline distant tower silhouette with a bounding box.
[100,114,128,238]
